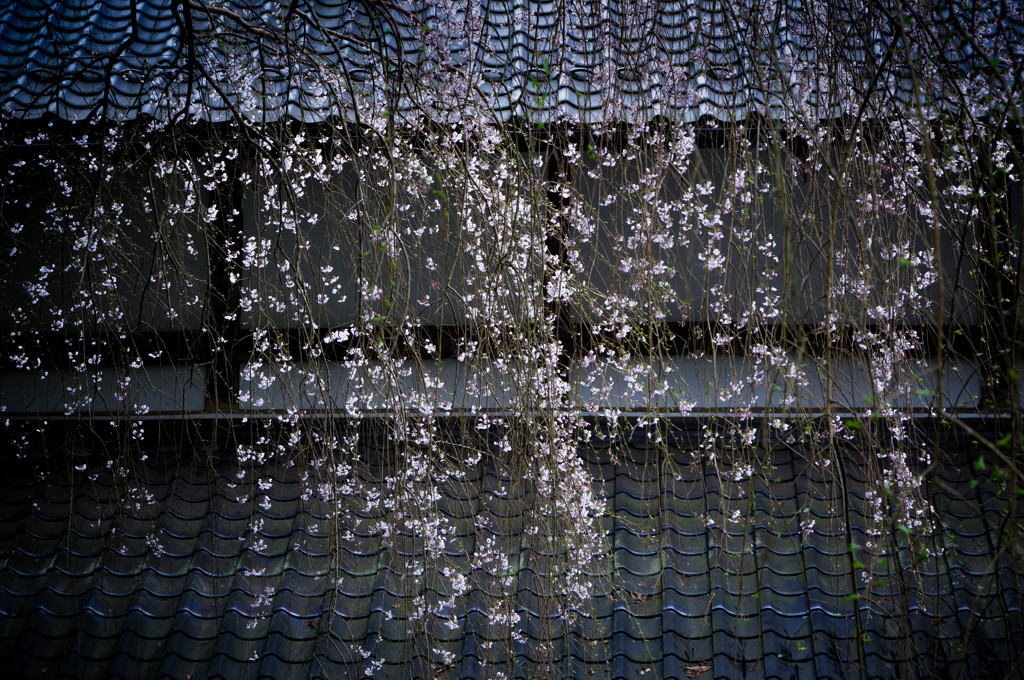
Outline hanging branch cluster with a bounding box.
[1,0,1022,673]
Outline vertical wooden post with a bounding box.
[977,132,1021,411]
[203,150,245,411]
[544,129,574,376]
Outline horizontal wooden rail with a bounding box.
[1,321,1004,369]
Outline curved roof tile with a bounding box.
[2,0,1021,123]
[0,425,1021,678]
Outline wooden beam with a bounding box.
[3,321,995,369]
[202,151,245,411]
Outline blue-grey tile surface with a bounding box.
[2,0,1020,122]
[0,421,1021,678]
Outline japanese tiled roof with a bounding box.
[1,422,1022,679]
[1,0,1022,123]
